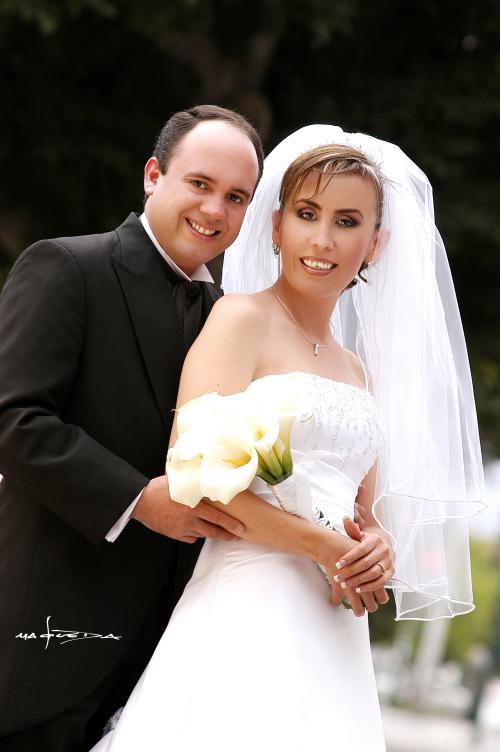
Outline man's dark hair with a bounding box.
[153,104,264,183]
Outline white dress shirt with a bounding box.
[106,213,214,542]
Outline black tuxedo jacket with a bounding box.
[0,213,220,734]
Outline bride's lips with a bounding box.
[300,257,337,275]
[186,218,221,241]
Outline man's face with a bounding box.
[144,121,260,275]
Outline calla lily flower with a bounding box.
[175,392,223,435]
[167,429,208,462]
[166,379,308,506]
[166,455,203,508]
[246,376,311,483]
[200,433,258,505]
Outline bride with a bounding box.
[91,126,484,751]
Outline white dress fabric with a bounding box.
[92,372,386,752]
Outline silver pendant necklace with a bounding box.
[270,288,334,357]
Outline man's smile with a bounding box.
[186,218,220,237]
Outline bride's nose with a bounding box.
[311,223,335,252]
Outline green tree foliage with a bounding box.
[446,538,500,664]
[1,0,499,669]
[0,0,499,447]
[368,538,500,668]
[369,589,397,645]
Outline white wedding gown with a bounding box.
[92,372,386,751]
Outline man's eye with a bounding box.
[190,179,207,189]
[299,210,315,220]
[228,193,243,204]
[337,217,357,227]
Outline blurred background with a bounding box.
[1,1,499,748]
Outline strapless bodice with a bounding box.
[245,371,382,531]
[252,371,381,487]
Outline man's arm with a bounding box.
[0,240,148,544]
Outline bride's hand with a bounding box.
[333,517,394,594]
[327,520,389,614]
[329,579,386,616]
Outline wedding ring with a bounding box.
[376,562,386,575]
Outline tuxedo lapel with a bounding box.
[112,214,184,432]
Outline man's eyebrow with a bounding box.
[295,198,364,217]
[185,173,251,200]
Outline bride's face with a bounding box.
[272,171,379,298]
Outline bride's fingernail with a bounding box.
[355,587,362,593]
[335,560,346,570]
[341,582,347,589]
[333,575,340,583]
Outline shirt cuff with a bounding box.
[105,489,144,542]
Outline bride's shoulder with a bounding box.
[208,293,267,333]
[341,347,373,391]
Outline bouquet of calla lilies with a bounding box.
[166,380,353,610]
[166,379,308,507]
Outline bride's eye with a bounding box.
[337,217,357,227]
[298,209,316,221]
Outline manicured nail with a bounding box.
[336,559,346,570]
[333,575,340,583]
[356,587,362,593]
[341,582,347,589]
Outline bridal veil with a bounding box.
[222,125,485,620]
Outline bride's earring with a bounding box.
[272,242,281,275]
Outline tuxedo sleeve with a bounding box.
[0,240,149,545]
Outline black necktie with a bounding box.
[172,278,203,353]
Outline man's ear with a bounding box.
[271,210,282,247]
[144,157,161,197]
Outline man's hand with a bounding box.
[131,476,244,543]
[353,501,367,528]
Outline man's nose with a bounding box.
[200,194,225,221]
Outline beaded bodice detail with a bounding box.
[256,371,382,487]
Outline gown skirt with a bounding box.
[91,373,387,751]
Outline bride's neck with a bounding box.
[271,277,337,339]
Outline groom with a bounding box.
[0,105,263,750]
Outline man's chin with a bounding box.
[175,246,224,274]
[192,236,229,256]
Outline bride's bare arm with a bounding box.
[132,295,274,545]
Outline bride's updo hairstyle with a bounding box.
[278,144,385,288]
